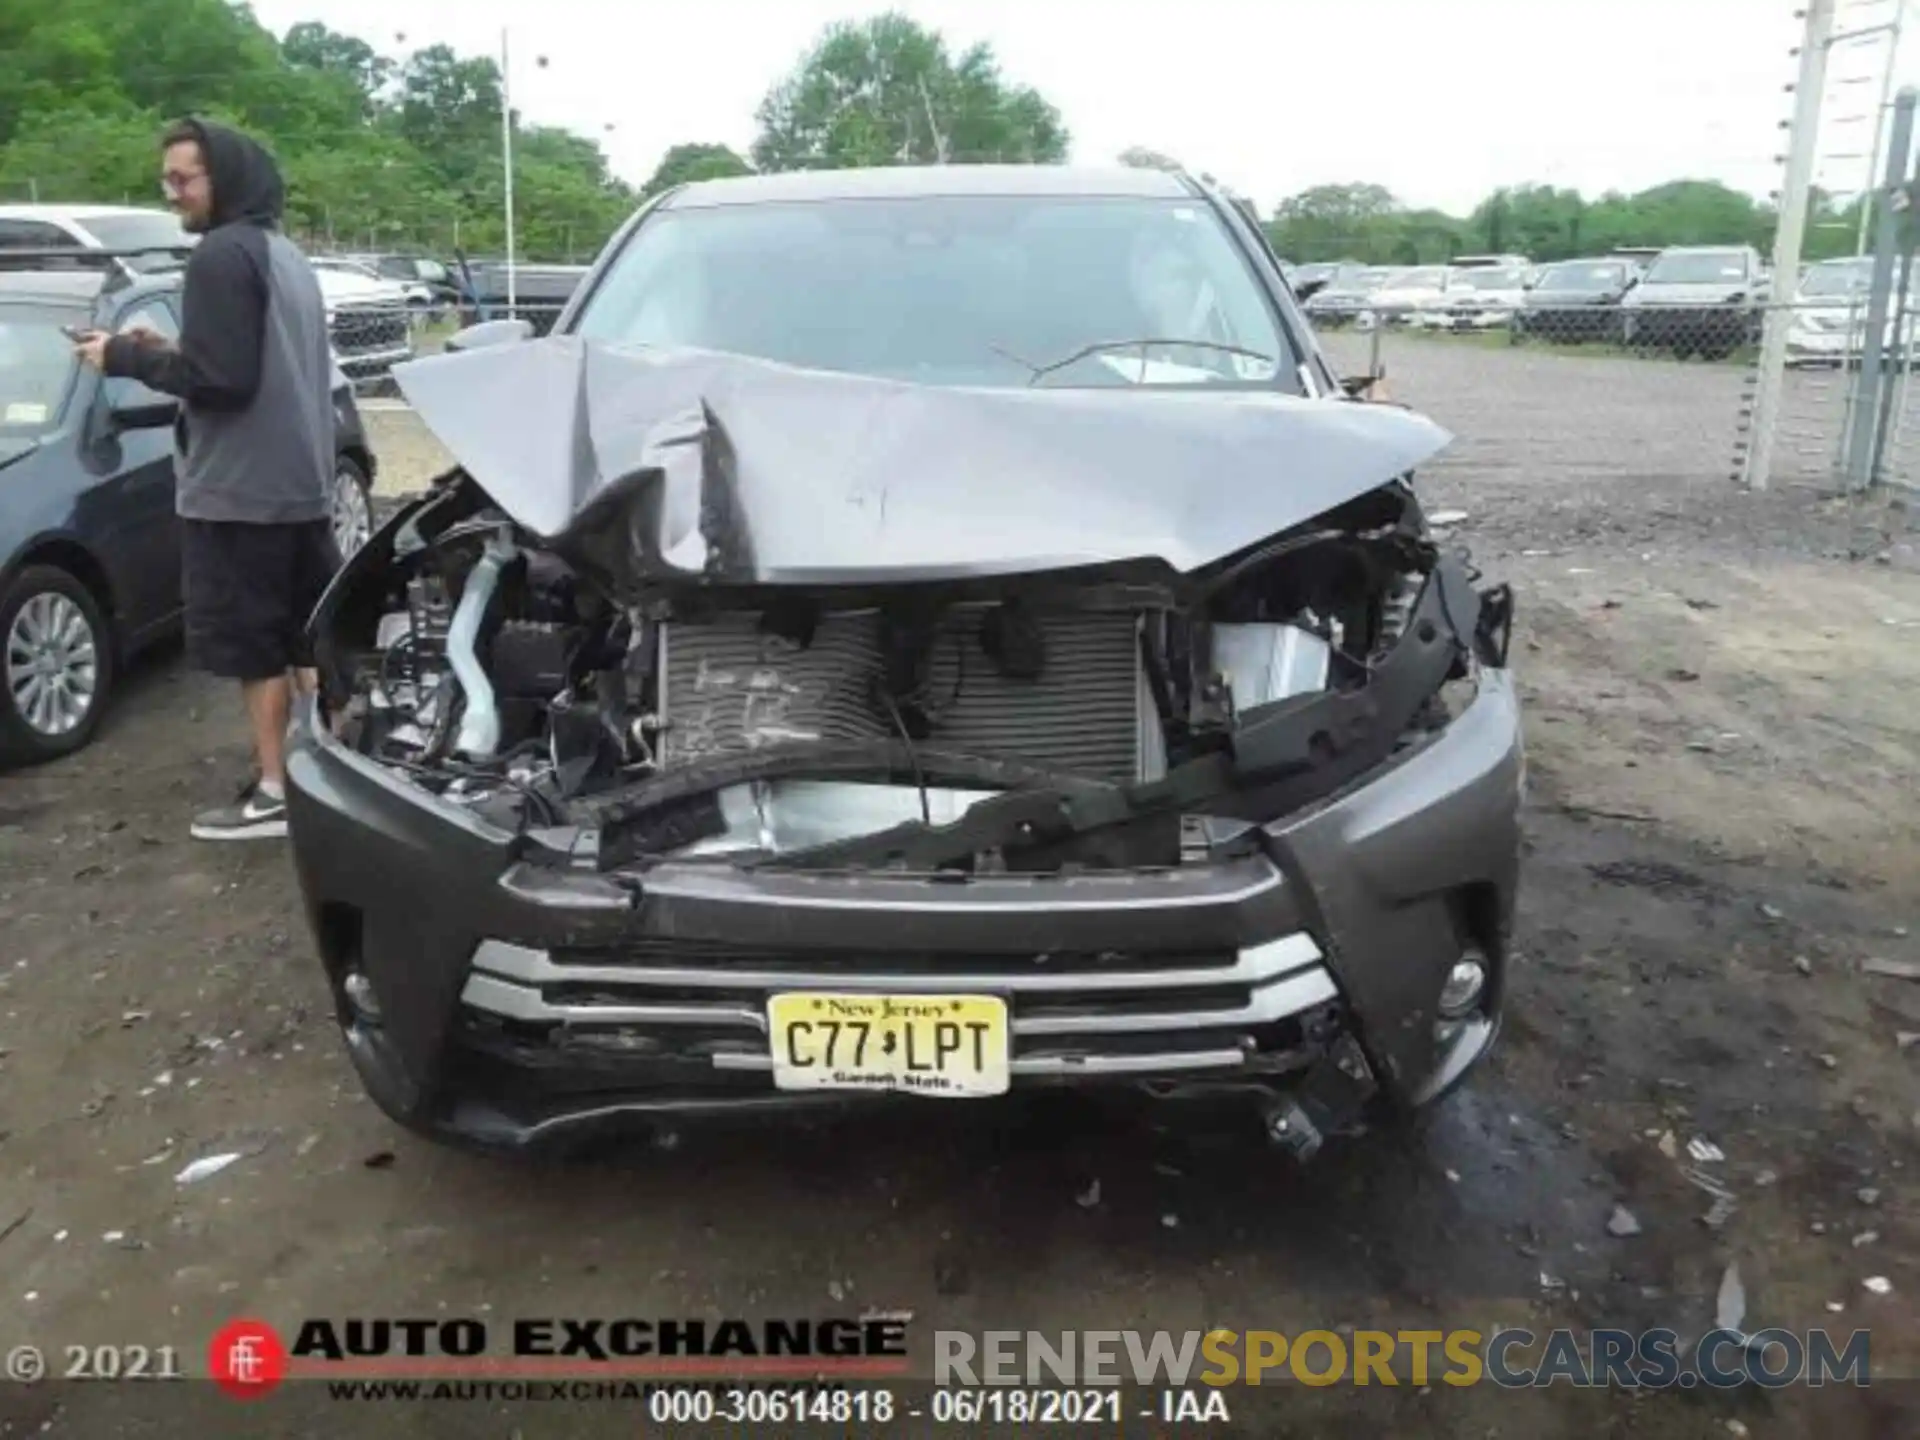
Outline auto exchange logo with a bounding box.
[205,1313,913,1398]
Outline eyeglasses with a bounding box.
[160,170,207,195]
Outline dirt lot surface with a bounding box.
[3,340,1919,1436]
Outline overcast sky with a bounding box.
[248,0,1914,216]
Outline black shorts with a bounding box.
[182,519,342,681]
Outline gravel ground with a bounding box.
[2,339,1918,1436]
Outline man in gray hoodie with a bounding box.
[76,118,337,841]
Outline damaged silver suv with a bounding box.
[286,165,1522,1156]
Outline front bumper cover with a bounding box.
[285,647,1524,1150]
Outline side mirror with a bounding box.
[1292,276,1333,302]
[445,317,535,353]
[106,381,178,430]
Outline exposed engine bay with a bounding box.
[316,474,1512,876]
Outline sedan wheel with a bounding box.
[0,566,114,765]
[7,591,97,737]
[332,457,373,558]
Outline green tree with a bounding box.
[1117,146,1182,172]
[1582,180,1767,255]
[1467,185,1586,260]
[751,12,1067,171]
[0,1,639,261]
[281,19,393,124]
[640,142,752,197]
[0,101,161,203]
[389,43,503,181]
[1265,183,1401,262]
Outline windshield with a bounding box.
[77,213,194,271]
[0,303,83,437]
[1538,262,1627,291]
[573,195,1293,389]
[1646,251,1749,285]
[1799,260,1871,298]
[1383,267,1445,290]
[1450,266,1528,291]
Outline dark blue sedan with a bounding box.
[0,254,376,764]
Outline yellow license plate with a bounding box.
[766,993,1010,1097]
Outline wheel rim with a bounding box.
[6,591,99,738]
[332,465,371,556]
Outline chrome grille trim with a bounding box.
[461,959,1336,1037]
[710,1048,1254,1076]
[467,932,1321,996]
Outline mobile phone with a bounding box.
[61,324,93,342]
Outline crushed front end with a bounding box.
[286,343,1523,1155]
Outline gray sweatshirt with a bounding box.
[104,120,334,524]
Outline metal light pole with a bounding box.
[500,26,517,314]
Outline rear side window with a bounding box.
[0,220,77,250]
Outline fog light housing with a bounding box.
[343,970,383,1023]
[1438,953,1487,1018]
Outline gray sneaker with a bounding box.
[190,782,288,841]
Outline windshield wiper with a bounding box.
[997,337,1277,386]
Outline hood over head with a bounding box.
[176,118,285,229]
[392,338,1452,592]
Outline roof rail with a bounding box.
[0,244,194,268]
[0,244,193,298]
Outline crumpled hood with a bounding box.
[391,337,1451,589]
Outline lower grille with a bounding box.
[658,605,1153,782]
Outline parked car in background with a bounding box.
[1303,265,1394,328]
[1287,260,1356,298]
[313,256,436,311]
[344,253,460,311]
[312,261,416,378]
[1619,245,1767,359]
[0,204,194,286]
[1370,265,1453,327]
[0,253,375,764]
[455,257,591,336]
[1511,257,1641,343]
[0,205,416,378]
[1436,262,1532,332]
[0,205,194,278]
[1786,256,1879,368]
